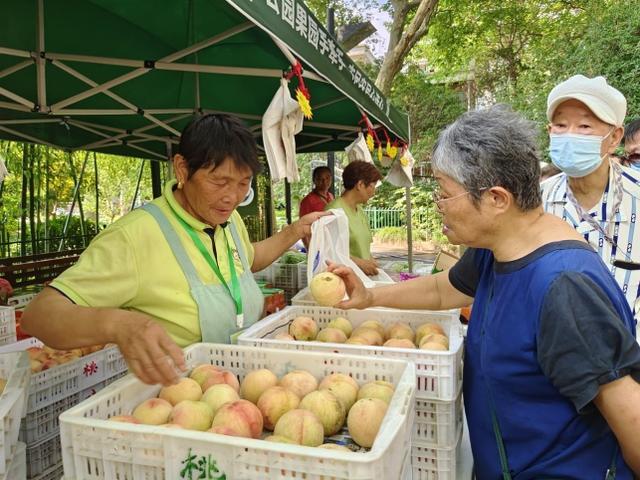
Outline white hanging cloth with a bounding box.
[386,148,415,187]
[262,78,304,182]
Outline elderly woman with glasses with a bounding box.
[330,105,640,477]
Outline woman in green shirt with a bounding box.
[326,161,382,275]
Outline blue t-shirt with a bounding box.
[450,241,640,479]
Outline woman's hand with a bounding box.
[327,262,374,310]
[292,211,331,239]
[109,310,187,386]
[353,257,379,276]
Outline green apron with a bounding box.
[142,203,264,344]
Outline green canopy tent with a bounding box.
[0,0,409,160]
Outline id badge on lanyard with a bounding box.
[173,213,244,329]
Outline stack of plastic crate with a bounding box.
[238,305,465,479]
[271,260,300,304]
[0,350,30,480]
[0,337,128,480]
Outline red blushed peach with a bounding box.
[385,322,415,343]
[315,328,347,343]
[279,370,318,399]
[240,369,279,404]
[257,386,300,430]
[347,398,388,448]
[168,400,214,431]
[132,398,173,425]
[201,370,240,393]
[358,320,386,340]
[289,316,319,341]
[350,327,383,346]
[159,378,203,406]
[273,409,324,447]
[210,400,263,439]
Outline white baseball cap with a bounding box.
[547,74,627,126]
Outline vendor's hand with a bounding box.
[292,211,331,239]
[354,257,379,276]
[110,310,186,386]
[327,262,374,310]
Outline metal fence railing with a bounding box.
[364,208,429,231]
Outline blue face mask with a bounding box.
[549,132,611,178]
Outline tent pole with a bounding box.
[285,180,292,225]
[406,186,413,273]
[50,22,255,111]
[131,160,145,211]
[36,0,47,110]
[58,151,88,251]
[151,160,162,199]
[94,152,99,234]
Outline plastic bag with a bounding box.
[307,209,376,288]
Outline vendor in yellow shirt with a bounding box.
[326,160,382,276]
[22,114,326,387]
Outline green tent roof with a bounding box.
[0,0,410,161]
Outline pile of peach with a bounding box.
[26,344,106,372]
[109,365,396,449]
[276,316,450,351]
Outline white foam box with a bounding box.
[238,306,463,401]
[0,338,127,412]
[60,343,415,480]
[0,351,30,475]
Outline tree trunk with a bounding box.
[20,144,28,256]
[375,0,439,96]
[44,148,50,252]
[36,145,42,252]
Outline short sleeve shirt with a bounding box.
[50,179,255,347]
[325,196,373,260]
[299,191,334,218]
[541,164,640,336]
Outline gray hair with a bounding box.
[431,104,542,211]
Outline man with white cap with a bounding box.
[541,75,640,338]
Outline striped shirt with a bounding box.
[541,163,640,340]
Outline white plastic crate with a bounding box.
[26,434,61,478]
[30,461,62,480]
[60,343,416,480]
[238,305,463,401]
[0,338,128,412]
[297,263,308,289]
[0,351,30,475]
[414,391,462,447]
[0,308,16,346]
[253,264,274,284]
[411,427,462,480]
[19,375,122,445]
[272,262,299,291]
[1,441,26,480]
[7,293,38,310]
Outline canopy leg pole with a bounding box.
[151,160,162,198]
[130,159,145,211]
[406,186,413,273]
[59,151,89,251]
[285,180,292,225]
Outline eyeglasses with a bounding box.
[431,187,489,210]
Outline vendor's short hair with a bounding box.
[178,114,262,177]
[342,161,382,190]
[431,105,542,211]
[312,166,332,181]
[623,118,640,146]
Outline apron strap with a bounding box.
[228,221,252,272]
[141,203,202,290]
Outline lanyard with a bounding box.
[173,213,244,329]
[565,161,633,262]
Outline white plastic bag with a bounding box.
[345,133,373,164]
[307,209,377,288]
